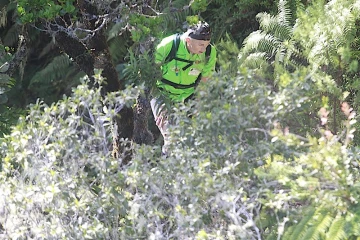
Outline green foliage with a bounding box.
[111,68,279,239]
[190,0,208,13]
[0,45,15,104]
[107,34,131,64]
[326,215,346,240]
[239,0,360,145]
[1,39,359,240]
[215,34,241,73]
[204,0,279,44]
[121,48,161,90]
[120,0,197,44]
[239,0,298,81]
[1,0,360,239]
[282,205,360,240]
[25,53,85,104]
[256,97,359,239]
[29,54,71,86]
[0,1,15,27]
[0,74,140,239]
[282,207,317,240]
[0,44,20,135]
[157,4,193,36]
[291,0,360,141]
[0,106,24,137]
[0,62,270,238]
[0,45,12,66]
[0,1,19,46]
[127,14,164,42]
[294,0,355,67]
[17,0,76,23]
[186,15,200,25]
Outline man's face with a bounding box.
[186,37,210,54]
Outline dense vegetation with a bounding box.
[0,0,360,239]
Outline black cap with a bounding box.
[188,21,211,41]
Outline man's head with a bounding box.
[185,21,211,54]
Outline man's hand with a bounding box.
[155,105,168,129]
[156,111,168,128]
[201,76,209,82]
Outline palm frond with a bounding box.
[155,0,192,33]
[301,0,359,67]
[257,12,278,31]
[241,52,269,69]
[344,206,360,237]
[29,54,72,87]
[240,1,299,72]
[314,211,334,238]
[0,106,24,136]
[277,0,292,26]
[300,211,333,240]
[241,31,280,60]
[288,207,316,240]
[159,8,191,34]
[284,206,342,240]
[257,12,292,41]
[3,23,18,46]
[301,226,319,240]
[326,215,346,240]
[0,6,7,28]
[24,53,84,103]
[285,40,308,66]
[38,41,57,59]
[107,22,127,42]
[108,35,130,63]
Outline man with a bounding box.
[150,21,217,154]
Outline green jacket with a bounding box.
[155,34,217,102]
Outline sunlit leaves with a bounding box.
[17,0,77,23]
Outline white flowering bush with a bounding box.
[0,67,359,240]
[125,70,274,239]
[0,75,141,239]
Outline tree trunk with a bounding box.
[133,89,153,145]
[54,1,134,158]
[55,31,95,81]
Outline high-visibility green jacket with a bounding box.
[155,34,217,102]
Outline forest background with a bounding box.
[0,0,360,239]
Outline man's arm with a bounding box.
[201,45,217,82]
[155,35,174,65]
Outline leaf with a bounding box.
[288,207,316,240]
[0,73,10,83]
[0,62,9,72]
[326,216,346,240]
[0,93,8,104]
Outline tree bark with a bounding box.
[55,31,95,81]
[54,1,134,158]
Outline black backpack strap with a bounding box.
[160,78,197,89]
[164,33,181,63]
[174,57,193,71]
[205,44,211,59]
[160,72,203,89]
[175,44,212,66]
[175,44,212,70]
